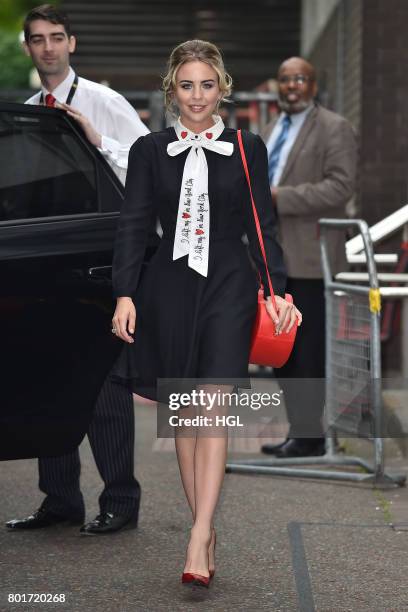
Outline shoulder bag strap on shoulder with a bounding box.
[237,129,276,308]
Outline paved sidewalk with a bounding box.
[0,405,407,612]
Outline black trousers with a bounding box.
[277,278,326,439]
[39,377,140,519]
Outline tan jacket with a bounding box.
[261,104,357,278]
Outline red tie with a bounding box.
[45,93,56,107]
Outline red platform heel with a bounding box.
[181,572,210,589]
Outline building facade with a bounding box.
[61,0,300,90]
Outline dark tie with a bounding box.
[268,115,292,184]
[45,93,56,107]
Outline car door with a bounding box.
[0,102,135,460]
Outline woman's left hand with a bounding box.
[57,102,102,148]
[265,295,302,334]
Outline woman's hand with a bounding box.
[57,102,102,148]
[112,297,136,343]
[265,295,302,334]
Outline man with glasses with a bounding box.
[261,57,357,458]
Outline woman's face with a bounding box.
[173,60,221,132]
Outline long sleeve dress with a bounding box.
[111,126,287,400]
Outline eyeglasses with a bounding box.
[278,74,311,85]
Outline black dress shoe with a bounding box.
[275,438,326,458]
[261,438,290,455]
[6,508,84,530]
[80,512,138,535]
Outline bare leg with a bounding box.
[174,405,217,574]
[183,384,231,576]
[175,437,217,574]
[174,405,196,521]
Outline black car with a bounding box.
[0,101,157,461]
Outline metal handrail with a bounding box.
[318,217,405,486]
[320,218,379,289]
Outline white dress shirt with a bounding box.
[266,104,313,186]
[26,66,149,184]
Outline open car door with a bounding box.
[0,102,134,460]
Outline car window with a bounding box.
[0,109,99,221]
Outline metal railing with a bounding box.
[226,218,407,487]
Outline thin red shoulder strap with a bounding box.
[237,129,276,307]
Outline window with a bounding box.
[0,110,98,221]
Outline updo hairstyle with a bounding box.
[162,39,233,115]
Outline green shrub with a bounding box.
[0,29,32,88]
[0,0,49,31]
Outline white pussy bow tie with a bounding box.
[167,116,233,277]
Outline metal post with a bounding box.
[402,223,408,378]
[148,91,165,132]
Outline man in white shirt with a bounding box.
[6,4,147,535]
[24,4,149,185]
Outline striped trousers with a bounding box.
[38,377,140,520]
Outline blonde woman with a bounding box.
[111,40,301,588]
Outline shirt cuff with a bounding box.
[100,135,130,169]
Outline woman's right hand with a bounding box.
[112,297,136,343]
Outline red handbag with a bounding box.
[237,129,297,368]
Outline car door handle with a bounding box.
[88,266,112,279]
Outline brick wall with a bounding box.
[307,0,408,226]
[61,0,301,90]
[342,0,362,134]
[308,0,362,132]
[306,0,408,372]
[308,0,362,219]
[360,2,408,373]
[360,0,408,227]
[308,8,340,112]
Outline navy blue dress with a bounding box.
[112,127,286,399]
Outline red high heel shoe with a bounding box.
[182,528,212,588]
[181,572,210,588]
[209,528,216,579]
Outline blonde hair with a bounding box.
[162,39,233,115]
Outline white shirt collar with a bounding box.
[41,66,76,103]
[173,114,225,143]
[281,102,314,126]
[168,115,233,157]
